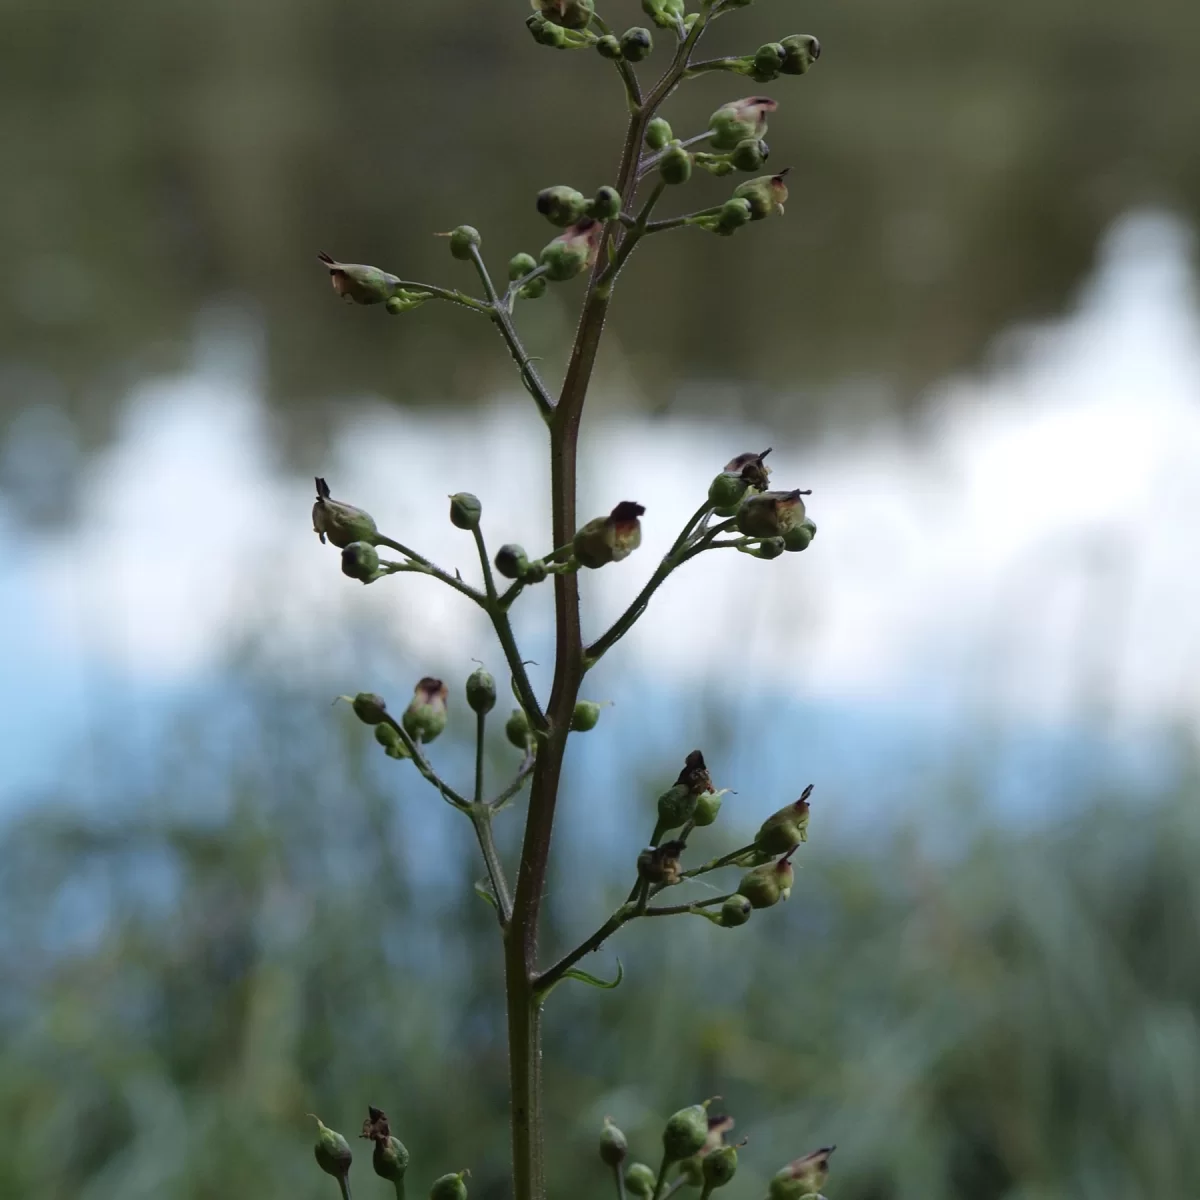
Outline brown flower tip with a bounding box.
[361,1106,391,1143]
[610,500,646,524]
[676,750,714,796]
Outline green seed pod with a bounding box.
[310,1115,353,1181]
[738,855,795,909]
[508,252,538,280]
[466,667,497,715]
[352,693,388,725]
[736,488,808,538]
[374,721,411,760]
[625,1163,657,1198]
[341,541,381,583]
[536,185,589,227]
[599,1117,628,1167]
[520,275,548,300]
[753,42,786,82]
[642,0,685,30]
[768,1147,835,1200]
[573,501,645,569]
[657,782,697,831]
[448,491,482,530]
[693,789,724,827]
[731,137,769,172]
[704,1145,739,1188]
[646,118,673,151]
[403,677,448,744]
[317,252,402,306]
[313,477,379,548]
[540,217,603,281]
[719,894,753,927]
[659,143,692,186]
[533,0,595,30]
[429,1170,469,1200]
[754,785,812,856]
[596,33,622,59]
[709,97,777,152]
[662,1100,713,1162]
[620,27,653,61]
[571,700,603,732]
[361,1108,409,1184]
[732,170,790,219]
[709,471,748,512]
[495,544,529,580]
[780,33,821,76]
[782,523,813,552]
[506,707,532,750]
[589,185,622,221]
[444,225,482,261]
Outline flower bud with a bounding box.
[736,488,808,538]
[738,852,795,909]
[719,894,753,927]
[625,1163,657,1198]
[662,1100,713,1162]
[768,1147,835,1200]
[782,522,813,552]
[704,1145,739,1188]
[533,0,594,30]
[709,97,777,152]
[508,252,539,281]
[540,217,603,281]
[495,544,529,580]
[780,34,821,76]
[449,491,482,530]
[441,225,481,261]
[403,677,448,744]
[361,1108,410,1185]
[596,33,622,59]
[620,27,653,61]
[638,839,684,886]
[466,668,497,715]
[693,790,724,827]
[526,13,565,46]
[385,291,430,316]
[732,170,790,219]
[352,693,388,725]
[752,43,785,82]
[374,721,411,760]
[573,501,645,569]
[341,541,381,583]
[522,558,548,583]
[599,1117,628,1167]
[731,137,769,172]
[754,785,813,855]
[536,185,589,228]
[646,118,673,151]
[659,143,692,185]
[520,276,548,300]
[709,449,771,514]
[506,707,533,750]
[317,252,402,306]
[657,783,695,830]
[572,700,603,732]
[642,0,684,29]
[429,1170,469,1200]
[589,185,622,221]
[313,477,379,548]
[310,1115,353,1182]
[748,536,787,560]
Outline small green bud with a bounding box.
[361,1108,409,1184]
[540,217,603,281]
[642,0,684,30]
[495,544,529,579]
[313,477,379,548]
[754,785,813,855]
[752,42,786,82]
[440,225,481,261]
[351,693,388,725]
[659,143,692,186]
[520,275,548,300]
[536,185,589,228]
[341,541,381,583]
[599,1117,629,1167]
[709,471,748,512]
[625,1163,657,1198]
[782,523,813,552]
[506,707,533,750]
[709,97,777,152]
[589,185,622,221]
[736,487,808,538]
[780,34,821,76]
[317,252,401,306]
[571,700,603,732]
[466,668,497,715]
[508,252,538,280]
[704,1145,739,1188]
[385,292,429,315]
[310,1115,353,1181]
[662,1100,713,1162]
[731,137,769,172]
[620,27,653,62]
[449,491,482,530]
[657,783,696,830]
[769,1147,835,1200]
[374,721,411,760]
[429,1170,469,1200]
[533,0,594,30]
[738,852,796,909]
[573,500,645,569]
[403,677,448,744]
[596,33,622,59]
[521,558,548,583]
[732,169,790,219]
[693,789,725,827]
[719,894,753,927]
[751,536,787,560]
[646,118,673,151]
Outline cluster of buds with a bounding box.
[536,184,623,227]
[595,26,654,62]
[573,500,646,568]
[527,0,597,49]
[728,34,823,83]
[656,749,726,832]
[709,96,777,151]
[342,677,451,759]
[707,451,817,555]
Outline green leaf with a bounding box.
[545,959,624,999]
[473,879,498,910]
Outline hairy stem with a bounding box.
[471,805,513,924]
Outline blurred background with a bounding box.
[2,1,1200,1198]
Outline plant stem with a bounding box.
[374,534,485,605]
[491,748,537,810]
[470,804,512,924]
[642,893,734,916]
[474,710,487,806]
[379,715,469,810]
[612,1162,629,1200]
[652,1153,673,1200]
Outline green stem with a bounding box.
[534,901,638,997]
[392,1181,406,1200]
[379,715,469,810]
[637,131,713,179]
[642,892,734,916]
[374,534,485,605]
[697,1184,715,1200]
[612,1162,629,1200]
[471,804,513,924]
[490,748,536,810]
[474,710,487,806]
[678,842,757,881]
[389,280,490,313]
[683,56,746,78]
[338,1175,353,1200]
[652,1154,673,1200]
